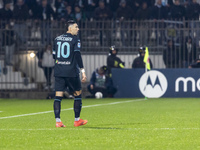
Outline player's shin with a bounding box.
[74,95,82,121]
[54,96,62,121]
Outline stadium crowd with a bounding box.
[0,0,199,22]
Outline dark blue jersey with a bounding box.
[53,33,82,77]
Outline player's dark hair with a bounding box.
[65,20,76,31]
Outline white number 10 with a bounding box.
[57,42,70,58]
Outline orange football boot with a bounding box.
[74,119,88,127]
[56,122,66,127]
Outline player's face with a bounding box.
[71,24,79,35]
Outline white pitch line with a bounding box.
[0,127,200,131]
[0,111,3,113]
[0,99,146,120]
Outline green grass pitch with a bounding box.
[1,98,200,150]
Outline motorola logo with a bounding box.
[139,70,168,98]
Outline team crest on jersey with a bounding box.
[77,42,81,48]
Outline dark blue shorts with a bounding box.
[55,76,81,93]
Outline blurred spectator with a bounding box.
[13,0,29,21]
[55,2,74,21]
[135,2,150,20]
[116,0,133,20]
[31,1,40,20]
[47,0,54,4]
[2,23,15,66]
[164,0,174,18]
[55,0,68,21]
[13,0,29,44]
[118,0,138,17]
[186,0,200,20]
[181,36,197,68]
[35,0,55,21]
[36,47,44,69]
[144,0,155,7]
[101,0,120,16]
[168,0,174,6]
[13,0,41,5]
[128,0,140,8]
[132,46,153,69]
[150,0,168,20]
[65,5,74,20]
[55,0,66,11]
[74,5,84,22]
[150,0,168,45]
[87,65,117,98]
[116,0,133,46]
[94,0,112,46]
[24,0,37,13]
[135,2,150,45]
[74,0,84,9]
[169,0,186,20]
[0,0,13,21]
[41,44,54,89]
[188,59,200,68]
[163,39,179,68]
[83,0,98,19]
[36,0,55,44]
[186,0,200,45]
[67,0,77,9]
[94,0,112,20]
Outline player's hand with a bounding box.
[81,72,87,83]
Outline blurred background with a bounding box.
[0,0,200,98]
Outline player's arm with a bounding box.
[52,40,56,59]
[74,38,86,82]
[74,51,87,82]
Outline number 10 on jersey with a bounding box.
[57,42,70,58]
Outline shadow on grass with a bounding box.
[83,122,150,130]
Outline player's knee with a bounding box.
[73,90,82,96]
[56,91,63,97]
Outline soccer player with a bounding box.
[53,20,87,127]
